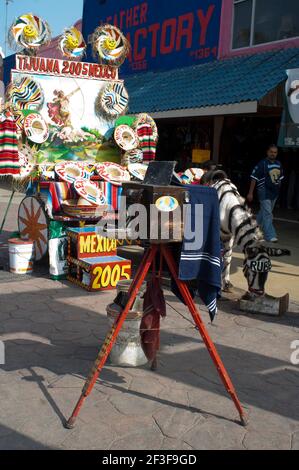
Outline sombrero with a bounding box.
[114,124,138,151]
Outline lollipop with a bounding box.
[10,14,51,51]
[59,26,86,59]
[96,82,129,119]
[7,76,44,111]
[92,24,130,66]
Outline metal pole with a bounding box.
[4,0,13,57]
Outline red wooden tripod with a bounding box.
[65,244,248,428]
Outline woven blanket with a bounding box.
[0,119,20,175]
[136,123,156,161]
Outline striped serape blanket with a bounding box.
[136,122,157,161]
[0,119,20,175]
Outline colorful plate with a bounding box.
[74,178,106,206]
[96,162,130,186]
[127,163,148,181]
[55,162,85,183]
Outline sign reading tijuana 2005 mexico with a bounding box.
[82,0,222,73]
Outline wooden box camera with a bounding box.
[122,182,190,242]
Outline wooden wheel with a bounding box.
[18,196,49,261]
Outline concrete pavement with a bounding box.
[0,186,299,450]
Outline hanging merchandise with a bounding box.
[96,82,129,119]
[91,24,130,67]
[59,26,86,59]
[9,13,51,52]
[6,76,44,111]
[134,113,158,142]
[134,113,158,162]
[0,118,20,175]
[114,124,138,151]
[24,112,49,144]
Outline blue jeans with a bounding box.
[256,198,277,241]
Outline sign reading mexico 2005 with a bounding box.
[83,0,222,73]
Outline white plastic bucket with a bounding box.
[8,238,34,274]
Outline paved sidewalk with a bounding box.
[0,187,299,450]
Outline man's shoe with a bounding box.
[269,237,278,243]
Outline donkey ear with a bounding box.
[264,247,291,256]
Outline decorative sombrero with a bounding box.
[10,13,51,51]
[7,76,44,111]
[96,82,129,119]
[24,112,49,144]
[74,178,106,206]
[114,124,138,151]
[91,24,130,67]
[96,162,130,186]
[15,143,36,179]
[59,26,86,59]
[121,148,143,166]
[128,163,148,181]
[55,162,85,183]
[61,200,108,219]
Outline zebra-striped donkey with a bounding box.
[202,171,290,295]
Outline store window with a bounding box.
[232,0,299,49]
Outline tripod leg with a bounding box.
[65,244,158,429]
[161,245,248,426]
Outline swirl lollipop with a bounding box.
[59,26,86,59]
[10,13,51,52]
[92,24,130,66]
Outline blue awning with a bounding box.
[125,47,299,115]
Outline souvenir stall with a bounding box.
[0,14,159,283]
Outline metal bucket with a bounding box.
[106,279,147,367]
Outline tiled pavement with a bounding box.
[0,187,299,450]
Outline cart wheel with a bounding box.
[18,195,49,261]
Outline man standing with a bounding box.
[247,145,284,242]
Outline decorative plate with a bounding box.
[24,113,49,144]
[74,178,106,206]
[96,162,130,186]
[55,162,85,183]
[127,163,148,181]
[114,125,138,151]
